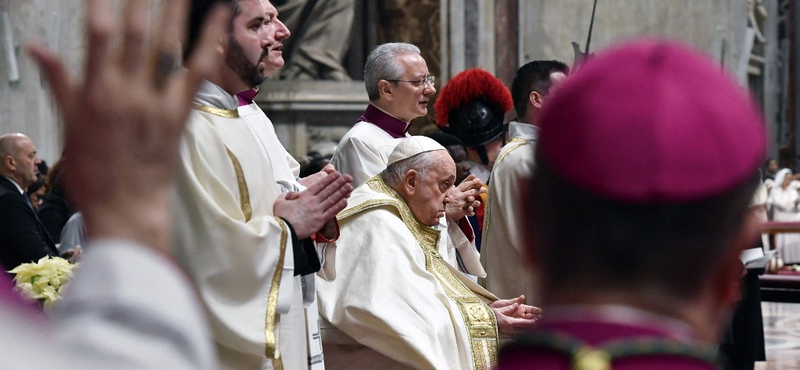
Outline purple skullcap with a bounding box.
[538,39,766,203]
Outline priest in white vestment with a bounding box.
[331,42,434,188]
[481,61,568,302]
[317,137,541,370]
[330,43,484,277]
[174,1,352,369]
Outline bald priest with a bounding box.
[316,137,541,370]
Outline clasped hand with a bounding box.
[490,295,542,337]
[445,174,484,221]
[274,166,353,239]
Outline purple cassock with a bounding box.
[498,309,720,370]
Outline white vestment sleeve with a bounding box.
[47,239,215,370]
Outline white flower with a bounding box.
[8,256,78,311]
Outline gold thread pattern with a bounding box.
[265,218,289,370]
[484,139,530,235]
[224,148,252,222]
[341,176,499,369]
[192,103,240,118]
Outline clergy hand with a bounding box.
[27,0,229,254]
[445,174,484,221]
[298,164,337,188]
[274,171,353,238]
[490,295,542,337]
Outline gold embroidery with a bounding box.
[192,103,240,118]
[341,176,499,369]
[484,139,529,235]
[225,148,252,222]
[265,219,289,370]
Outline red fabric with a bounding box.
[457,217,474,242]
[312,219,340,243]
[538,39,766,203]
[434,69,512,127]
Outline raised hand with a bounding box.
[27,0,229,253]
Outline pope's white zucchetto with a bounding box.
[387,136,446,166]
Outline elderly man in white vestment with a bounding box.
[174,1,353,369]
[330,42,484,276]
[481,60,568,304]
[317,137,541,370]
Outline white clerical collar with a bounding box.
[507,120,539,141]
[194,80,239,110]
[2,176,23,194]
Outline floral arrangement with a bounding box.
[8,256,77,311]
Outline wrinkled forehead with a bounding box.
[433,150,456,178]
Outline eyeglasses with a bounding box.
[386,75,435,88]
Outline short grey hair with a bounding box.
[380,150,441,189]
[364,43,422,101]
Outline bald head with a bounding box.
[0,133,41,189]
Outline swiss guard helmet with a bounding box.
[434,69,512,165]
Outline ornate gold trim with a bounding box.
[484,139,530,235]
[225,148,252,222]
[494,138,529,168]
[265,218,289,370]
[192,103,240,118]
[343,176,499,369]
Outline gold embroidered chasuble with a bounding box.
[317,176,499,370]
[173,81,310,370]
[481,121,540,304]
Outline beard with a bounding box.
[226,37,268,88]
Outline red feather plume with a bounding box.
[434,69,513,128]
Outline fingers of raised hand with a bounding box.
[120,0,150,74]
[26,44,73,113]
[84,0,114,88]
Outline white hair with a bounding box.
[380,150,440,189]
[364,43,421,101]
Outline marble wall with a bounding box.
[0,0,165,164]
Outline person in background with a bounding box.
[6,0,230,367]
[38,158,75,244]
[498,39,765,369]
[480,60,568,305]
[0,133,61,270]
[26,177,46,212]
[434,68,513,250]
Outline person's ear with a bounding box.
[378,80,394,101]
[403,169,419,196]
[530,91,544,109]
[3,155,15,171]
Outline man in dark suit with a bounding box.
[0,133,59,270]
